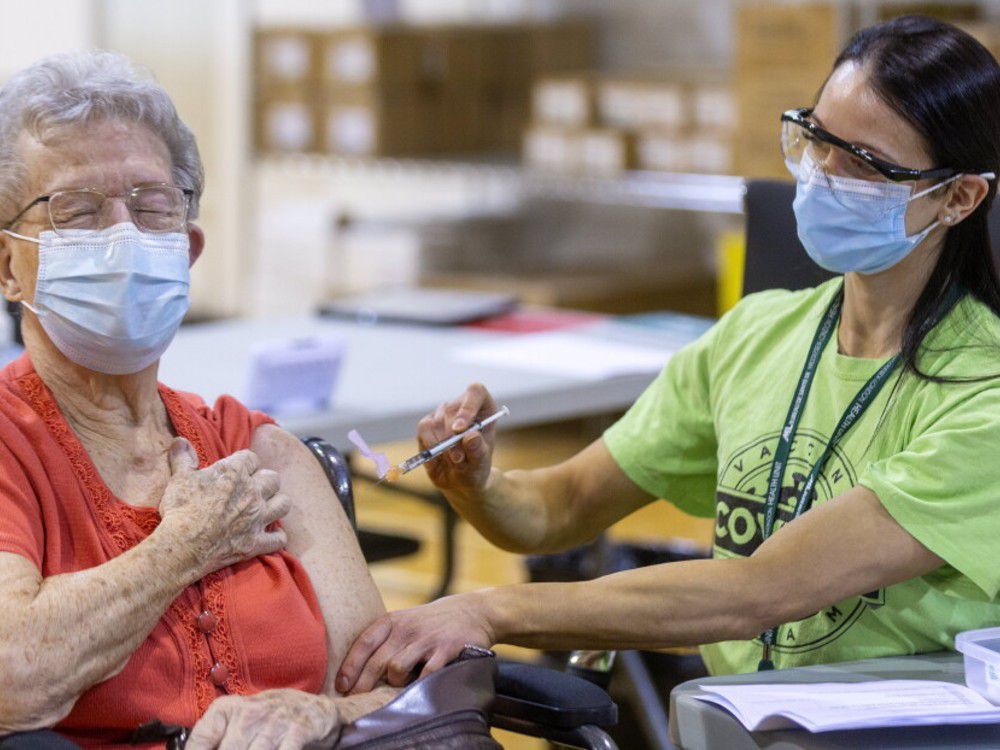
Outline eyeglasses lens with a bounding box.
[48,187,188,235]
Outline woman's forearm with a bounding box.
[0,522,203,731]
[482,557,775,652]
[335,686,400,724]
[444,466,565,553]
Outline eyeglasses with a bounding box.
[2,184,193,237]
[781,108,956,183]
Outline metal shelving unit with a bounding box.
[254,154,747,215]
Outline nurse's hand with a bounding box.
[335,592,496,695]
[417,383,499,497]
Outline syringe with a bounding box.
[392,405,511,478]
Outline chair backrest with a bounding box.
[302,437,357,530]
[742,179,1000,295]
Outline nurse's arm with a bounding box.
[484,484,942,650]
[441,437,658,554]
[338,485,941,692]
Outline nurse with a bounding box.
[338,14,1000,692]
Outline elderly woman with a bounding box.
[0,52,395,749]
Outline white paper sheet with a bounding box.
[453,333,670,380]
[693,680,1000,733]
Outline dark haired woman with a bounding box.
[338,15,1000,689]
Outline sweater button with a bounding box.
[196,610,217,634]
[209,662,229,686]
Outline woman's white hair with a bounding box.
[0,49,204,222]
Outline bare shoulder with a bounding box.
[247,424,355,555]
[248,423,311,468]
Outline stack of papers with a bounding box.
[453,333,669,380]
[694,680,1000,732]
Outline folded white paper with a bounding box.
[694,680,1000,733]
[454,333,669,380]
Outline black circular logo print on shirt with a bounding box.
[714,429,884,653]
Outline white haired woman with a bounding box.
[0,52,395,749]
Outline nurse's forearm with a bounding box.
[450,440,652,554]
[481,557,786,651]
[481,487,943,651]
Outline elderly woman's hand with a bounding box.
[335,592,496,696]
[186,689,339,750]
[158,438,291,579]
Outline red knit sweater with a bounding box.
[0,354,328,748]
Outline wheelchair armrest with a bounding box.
[492,660,618,730]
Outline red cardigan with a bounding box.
[0,354,328,748]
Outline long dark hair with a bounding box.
[834,15,1000,380]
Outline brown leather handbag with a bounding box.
[132,648,501,750]
[327,648,501,750]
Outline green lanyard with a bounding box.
[756,285,902,671]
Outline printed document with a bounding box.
[694,680,1000,732]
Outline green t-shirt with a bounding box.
[604,278,1000,676]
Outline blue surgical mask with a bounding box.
[789,153,962,275]
[4,222,191,374]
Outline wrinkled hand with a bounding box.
[417,383,498,498]
[158,438,290,578]
[335,592,495,696]
[186,689,339,750]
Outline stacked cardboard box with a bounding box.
[734,2,986,179]
[524,71,736,176]
[734,2,842,180]
[254,29,323,153]
[254,22,594,158]
[957,21,1000,64]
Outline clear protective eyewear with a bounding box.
[780,108,956,184]
[2,184,193,237]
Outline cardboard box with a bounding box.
[877,3,981,23]
[532,75,595,127]
[598,77,686,130]
[317,27,423,89]
[637,130,734,174]
[523,124,581,172]
[579,128,637,175]
[419,86,487,155]
[255,94,318,154]
[416,26,487,87]
[683,134,734,174]
[319,88,420,157]
[735,4,843,179]
[690,82,736,133]
[735,2,842,74]
[254,29,320,95]
[529,21,596,76]
[636,129,687,172]
[957,21,1000,63]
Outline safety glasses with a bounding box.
[781,108,956,183]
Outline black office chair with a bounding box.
[742,178,1000,294]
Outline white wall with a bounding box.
[102,0,250,317]
[0,0,99,78]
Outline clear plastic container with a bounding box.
[955,627,1000,705]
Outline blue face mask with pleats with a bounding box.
[788,153,968,275]
[4,221,191,374]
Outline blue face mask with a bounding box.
[4,222,191,374]
[789,153,962,275]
